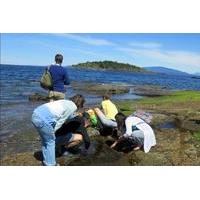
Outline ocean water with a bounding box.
[1,64,200,104]
[0,64,199,140]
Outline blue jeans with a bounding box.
[32,112,56,166]
[56,133,74,146]
[130,130,144,147]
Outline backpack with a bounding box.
[86,109,98,126]
[131,110,153,124]
[40,66,53,90]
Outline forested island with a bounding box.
[72,60,146,72]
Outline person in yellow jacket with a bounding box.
[94,94,118,128]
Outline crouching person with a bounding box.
[55,114,91,156]
[94,94,118,129]
[111,112,156,153]
[31,94,85,166]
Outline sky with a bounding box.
[1,33,200,74]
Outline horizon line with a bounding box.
[1,62,199,74]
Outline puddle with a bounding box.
[156,121,176,129]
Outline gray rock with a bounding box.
[131,85,171,97]
[129,151,172,166]
[28,92,49,102]
[71,82,129,95]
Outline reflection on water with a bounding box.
[157,121,176,129]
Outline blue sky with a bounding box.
[1,33,200,73]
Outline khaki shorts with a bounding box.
[49,91,65,100]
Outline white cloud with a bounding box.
[129,41,162,49]
[27,34,200,73]
[117,46,200,73]
[55,33,115,46]
[73,48,104,57]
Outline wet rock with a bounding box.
[87,127,100,137]
[184,147,198,160]
[71,82,172,97]
[152,113,177,129]
[178,118,200,132]
[152,113,169,124]
[1,152,41,166]
[182,132,192,143]
[71,82,129,95]
[129,151,172,166]
[28,92,49,102]
[131,85,171,97]
[67,137,125,166]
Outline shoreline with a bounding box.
[1,90,200,165]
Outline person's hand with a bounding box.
[76,112,83,116]
[111,141,118,148]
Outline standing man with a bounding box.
[49,54,70,100]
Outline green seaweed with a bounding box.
[137,91,200,105]
[117,91,200,111]
[193,131,200,142]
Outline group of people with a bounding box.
[31,54,156,166]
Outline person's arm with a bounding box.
[54,106,77,132]
[63,69,70,85]
[110,135,125,148]
[68,116,91,150]
[81,127,90,150]
[123,117,133,138]
[110,140,118,148]
[101,101,108,116]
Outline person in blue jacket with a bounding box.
[49,54,70,100]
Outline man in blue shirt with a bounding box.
[49,54,70,100]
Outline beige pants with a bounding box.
[49,91,65,101]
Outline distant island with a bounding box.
[144,66,191,76]
[195,72,200,76]
[72,61,146,72]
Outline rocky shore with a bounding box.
[28,82,172,102]
[72,82,172,97]
[1,90,200,166]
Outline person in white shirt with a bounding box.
[111,112,156,153]
[32,94,85,166]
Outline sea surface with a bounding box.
[0,64,200,140]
